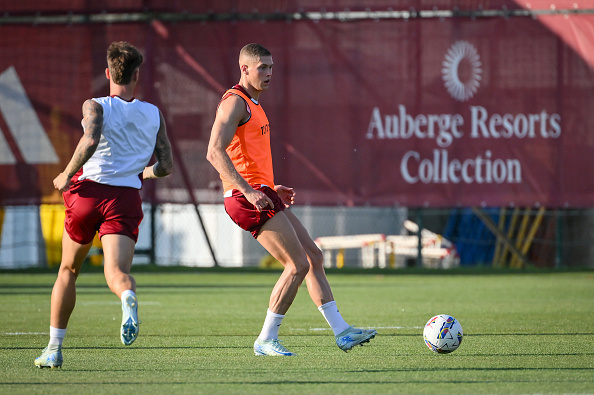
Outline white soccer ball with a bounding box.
[423,314,463,353]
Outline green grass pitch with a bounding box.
[1,269,593,394]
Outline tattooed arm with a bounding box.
[142,110,173,179]
[53,99,103,192]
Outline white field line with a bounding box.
[3,332,47,335]
[5,325,422,336]
[78,301,161,306]
[304,326,423,331]
[3,301,163,334]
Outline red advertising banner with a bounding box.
[0,2,592,207]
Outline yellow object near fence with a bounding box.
[336,249,345,269]
[40,204,65,268]
[511,206,546,268]
[489,206,545,268]
[39,204,103,267]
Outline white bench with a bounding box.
[315,223,459,269]
[315,234,386,268]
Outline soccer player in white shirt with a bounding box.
[35,41,173,369]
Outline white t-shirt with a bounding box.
[78,96,160,189]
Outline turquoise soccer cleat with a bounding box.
[336,326,377,352]
[35,346,63,369]
[120,294,139,346]
[254,338,297,356]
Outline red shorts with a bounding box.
[63,180,143,244]
[224,185,285,238]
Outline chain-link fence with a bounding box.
[1,204,592,269]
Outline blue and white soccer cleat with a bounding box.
[254,338,297,356]
[34,346,63,369]
[120,294,139,346]
[335,326,377,352]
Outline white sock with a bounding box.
[121,289,136,302]
[258,309,285,341]
[318,301,351,336]
[48,326,66,347]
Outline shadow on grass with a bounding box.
[0,283,274,295]
[5,380,591,387]
[380,332,594,337]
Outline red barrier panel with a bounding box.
[0,5,592,207]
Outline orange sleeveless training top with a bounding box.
[220,86,274,193]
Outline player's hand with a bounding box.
[274,185,295,207]
[53,172,72,192]
[245,188,274,212]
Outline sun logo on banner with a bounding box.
[442,41,482,102]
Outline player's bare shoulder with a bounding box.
[217,92,250,125]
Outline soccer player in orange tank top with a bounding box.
[207,43,376,356]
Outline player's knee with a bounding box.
[103,265,125,284]
[58,265,79,280]
[308,247,324,268]
[289,259,310,279]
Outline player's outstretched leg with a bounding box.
[34,345,63,369]
[335,326,378,352]
[120,290,139,346]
